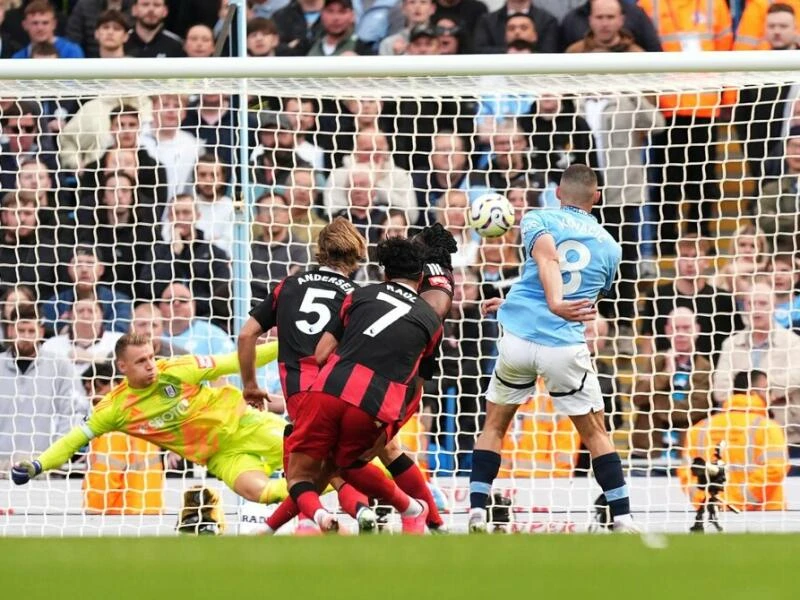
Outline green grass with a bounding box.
[0,534,795,600]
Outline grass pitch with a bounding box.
[0,534,794,600]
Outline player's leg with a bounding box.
[335,405,428,534]
[378,439,445,531]
[568,410,635,532]
[540,344,636,532]
[329,474,378,533]
[469,333,538,532]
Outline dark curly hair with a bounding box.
[377,236,424,281]
[413,223,457,271]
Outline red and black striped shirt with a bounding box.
[250,268,355,400]
[311,281,443,424]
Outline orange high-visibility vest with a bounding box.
[639,0,736,117]
[500,386,579,479]
[734,0,800,50]
[677,393,789,511]
[84,432,164,515]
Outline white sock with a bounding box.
[401,499,423,517]
[470,508,486,521]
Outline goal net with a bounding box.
[1,54,799,535]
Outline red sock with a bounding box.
[289,482,325,521]
[342,463,410,513]
[266,497,299,532]
[336,483,369,518]
[393,461,443,528]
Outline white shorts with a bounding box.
[486,331,604,416]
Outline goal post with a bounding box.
[0,52,799,535]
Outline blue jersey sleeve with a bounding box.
[521,211,549,257]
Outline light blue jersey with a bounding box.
[497,206,621,346]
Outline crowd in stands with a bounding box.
[0,0,797,507]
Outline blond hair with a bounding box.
[316,217,367,272]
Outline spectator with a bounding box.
[183,23,214,57]
[77,170,156,299]
[76,103,167,225]
[177,155,234,256]
[124,0,184,57]
[41,295,124,380]
[520,95,599,188]
[43,245,133,334]
[282,165,327,245]
[735,3,798,182]
[355,208,409,284]
[181,94,235,168]
[565,0,644,53]
[435,189,479,269]
[139,194,231,324]
[472,120,543,193]
[560,0,661,52]
[0,304,86,469]
[158,282,235,356]
[504,11,537,49]
[308,0,370,56]
[273,0,324,56]
[0,0,22,58]
[631,307,713,459]
[575,90,664,326]
[90,9,130,57]
[82,361,164,515]
[12,1,84,58]
[247,16,278,56]
[0,101,55,192]
[318,96,393,170]
[130,301,187,357]
[639,0,734,245]
[639,234,741,360]
[432,0,486,40]
[433,16,467,54]
[324,127,418,223]
[506,185,539,223]
[0,191,62,300]
[333,166,388,239]
[679,370,789,512]
[713,224,770,306]
[473,0,559,54]
[714,281,800,451]
[251,110,321,183]
[251,190,310,298]
[141,94,204,200]
[478,229,522,300]
[770,253,800,332]
[758,130,800,249]
[0,284,35,347]
[734,0,800,50]
[281,97,325,170]
[59,97,153,171]
[67,2,133,57]
[413,131,471,227]
[403,22,440,54]
[379,0,435,56]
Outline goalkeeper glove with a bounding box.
[11,460,42,485]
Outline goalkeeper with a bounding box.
[11,334,289,509]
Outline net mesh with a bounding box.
[1,68,799,535]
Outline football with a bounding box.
[467,192,515,238]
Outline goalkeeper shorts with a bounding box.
[206,409,286,490]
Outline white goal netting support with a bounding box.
[1,52,800,535]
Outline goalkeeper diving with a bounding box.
[11,334,289,508]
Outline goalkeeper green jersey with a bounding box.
[38,343,278,470]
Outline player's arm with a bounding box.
[238,286,282,406]
[165,342,279,385]
[531,233,596,322]
[315,293,353,365]
[11,397,121,484]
